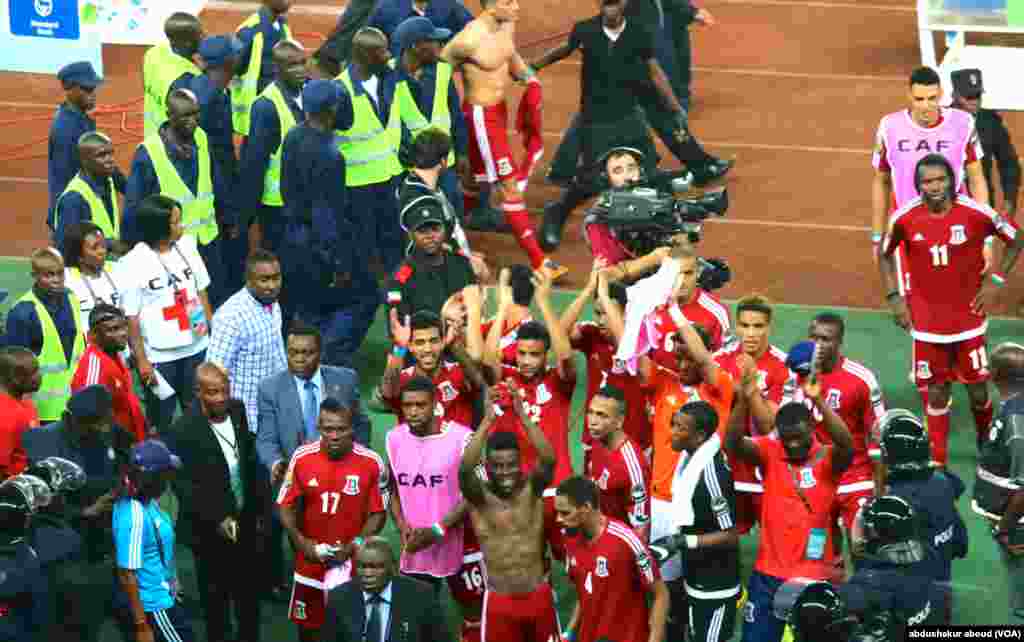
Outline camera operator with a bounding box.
[0,474,57,642]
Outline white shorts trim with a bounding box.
[471,105,497,184]
[837,480,875,494]
[684,581,741,601]
[293,573,325,591]
[734,482,764,493]
[910,323,987,344]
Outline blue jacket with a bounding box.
[889,471,969,583]
[52,171,126,253]
[175,73,237,173]
[841,562,942,636]
[236,7,291,95]
[397,63,467,157]
[0,544,51,642]
[47,103,95,229]
[368,0,473,57]
[5,287,77,359]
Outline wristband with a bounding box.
[352,536,365,549]
[392,345,408,358]
[985,236,995,247]
[431,522,446,538]
[992,272,1007,287]
[871,232,883,244]
[684,535,699,549]
[562,630,576,642]
[886,290,902,302]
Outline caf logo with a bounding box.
[34,0,53,17]
[343,475,361,496]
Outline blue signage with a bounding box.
[9,0,80,40]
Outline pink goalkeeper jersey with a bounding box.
[872,108,982,208]
[386,420,472,577]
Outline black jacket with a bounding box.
[165,400,271,550]
[321,575,449,642]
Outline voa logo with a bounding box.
[35,0,54,18]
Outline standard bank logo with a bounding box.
[34,0,53,17]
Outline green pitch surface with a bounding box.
[0,258,1011,637]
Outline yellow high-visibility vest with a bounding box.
[231,12,293,136]
[143,44,201,138]
[55,173,121,241]
[18,290,85,421]
[258,83,298,206]
[394,62,456,166]
[140,127,218,245]
[335,69,404,186]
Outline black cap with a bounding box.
[57,61,103,89]
[401,199,446,232]
[67,384,113,419]
[951,68,983,98]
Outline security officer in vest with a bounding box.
[238,39,308,256]
[232,0,294,137]
[143,12,204,138]
[337,27,414,276]
[53,132,127,256]
[0,475,54,642]
[394,16,470,226]
[22,385,135,642]
[5,249,84,424]
[974,341,1024,624]
[876,409,967,623]
[124,88,237,308]
[281,80,378,367]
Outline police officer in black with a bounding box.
[951,69,1020,219]
[22,385,135,642]
[876,409,967,623]
[974,341,1024,624]
[0,475,54,642]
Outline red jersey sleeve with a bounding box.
[571,321,601,354]
[882,216,906,256]
[367,455,387,514]
[276,452,304,507]
[631,535,660,590]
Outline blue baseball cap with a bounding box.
[57,61,103,89]
[395,17,451,53]
[785,340,817,378]
[67,384,113,419]
[131,440,182,474]
[302,79,342,115]
[199,35,244,67]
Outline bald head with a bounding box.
[195,362,229,387]
[993,343,1024,387]
[165,13,203,54]
[273,39,308,89]
[77,131,115,178]
[352,27,390,68]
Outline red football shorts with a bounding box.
[912,334,990,387]
[584,222,631,265]
[464,100,518,184]
[288,575,329,630]
[834,481,875,531]
[447,548,485,612]
[481,581,561,642]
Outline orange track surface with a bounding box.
[2,0,1023,311]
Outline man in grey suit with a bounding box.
[257,320,372,600]
[321,537,449,642]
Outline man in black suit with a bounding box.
[321,536,449,642]
[166,362,271,642]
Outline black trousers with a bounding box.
[192,531,262,642]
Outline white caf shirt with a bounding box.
[116,234,211,364]
[65,265,124,333]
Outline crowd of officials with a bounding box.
[1,0,1024,641]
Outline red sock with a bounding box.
[503,198,546,269]
[972,400,994,447]
[926,404,951,467]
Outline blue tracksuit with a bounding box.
[47,103,95,230]
[368,0,474,57]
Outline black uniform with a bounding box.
[840,562,942,638]
[397,171,465,254]
[0,543,52,642]
[975,108,1021,211]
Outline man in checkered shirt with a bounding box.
[208,249,288,432]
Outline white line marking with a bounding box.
[708,0,914,11]
[707,218,870,232]
[0,176,46,185]
[535,131,873,154]
[551,59,905,82]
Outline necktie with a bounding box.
[365,594,383,642]
[303,380,318,441]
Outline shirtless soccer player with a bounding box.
[441,0,568,281]
[460,382,560,642]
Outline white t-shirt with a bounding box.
[116,234,211,364]
[65,266,124,332]
[363,75,380,106]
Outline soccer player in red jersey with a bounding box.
[783,313,886,532]
[379,306,485,428]
[561,265,652,460]
[277,398,388,642]
[484,268,576,560]
[881,153,1022,465]
[713,295,794,534]
[71,304,148,442]
[556,476,669,642]
[649,245,731,372]
[585,386,651,541]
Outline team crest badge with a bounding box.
[596,469,610,490]
[439,381,458,403]
[596,556,609,577]
[826,389,842,410]
[756,370,768,391]
[536,383,552,404]
[916,360,932,381]
[343,475,361,496]
[949,225,967,245]
[293,600,307,620]
[799,467,817,489]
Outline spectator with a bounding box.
[479,263,534,367]
[23,385,135,642]
[371,0,473,57]
[0,348,41,477]
[0,476,54,642]
[583,385,651,540]
[142,12,203,137]
[53,132,127,255]
[6,248,85,423]
[386,376,471,593]
[231,0,295,136]
[725,380,854,642]
[113,439,197,642]
[62,222,125,332]
[123,89,234,307]
[378,305,484,428]
[237,40,307,256]
[556,476,668,642]
[321,536,451,642]
[207,249,288,432]
[71,304,148,442]
[166,363,269,642]
[277,397,388,642]
[117,194,212,433]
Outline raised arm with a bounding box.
[596,272,626,344]
[533,271,574,379]
[455,284,489,389]
[668,303,720,384]
[378,309,411,405]
[483,269,513,379]
[560,263,600,344]
[511,381,556,494]
[724,390,762,466]
[737,353,778,435]
[459,391,494,507]
[804,378,854,476]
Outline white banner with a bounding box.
[94,0,208,45]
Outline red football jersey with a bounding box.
[277,442,388,581]
[384,361,476,428]
[884,196,1017,342]
[714,342,795,492]
[565,519,659,642]
[588,437,651,532]
[480,315,533,367]
[493,364,576,486]
[650,289,731,372]
[72,344,148,442]
[573,322,653,451]
[783,356,885,485]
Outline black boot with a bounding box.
[692,158,735,187]
[540,185,592,252]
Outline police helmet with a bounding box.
[876,409,931,473]
[853,495,926,565]
[0,477,44,538]
[775,580,854,642]
[25,457,86,495]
